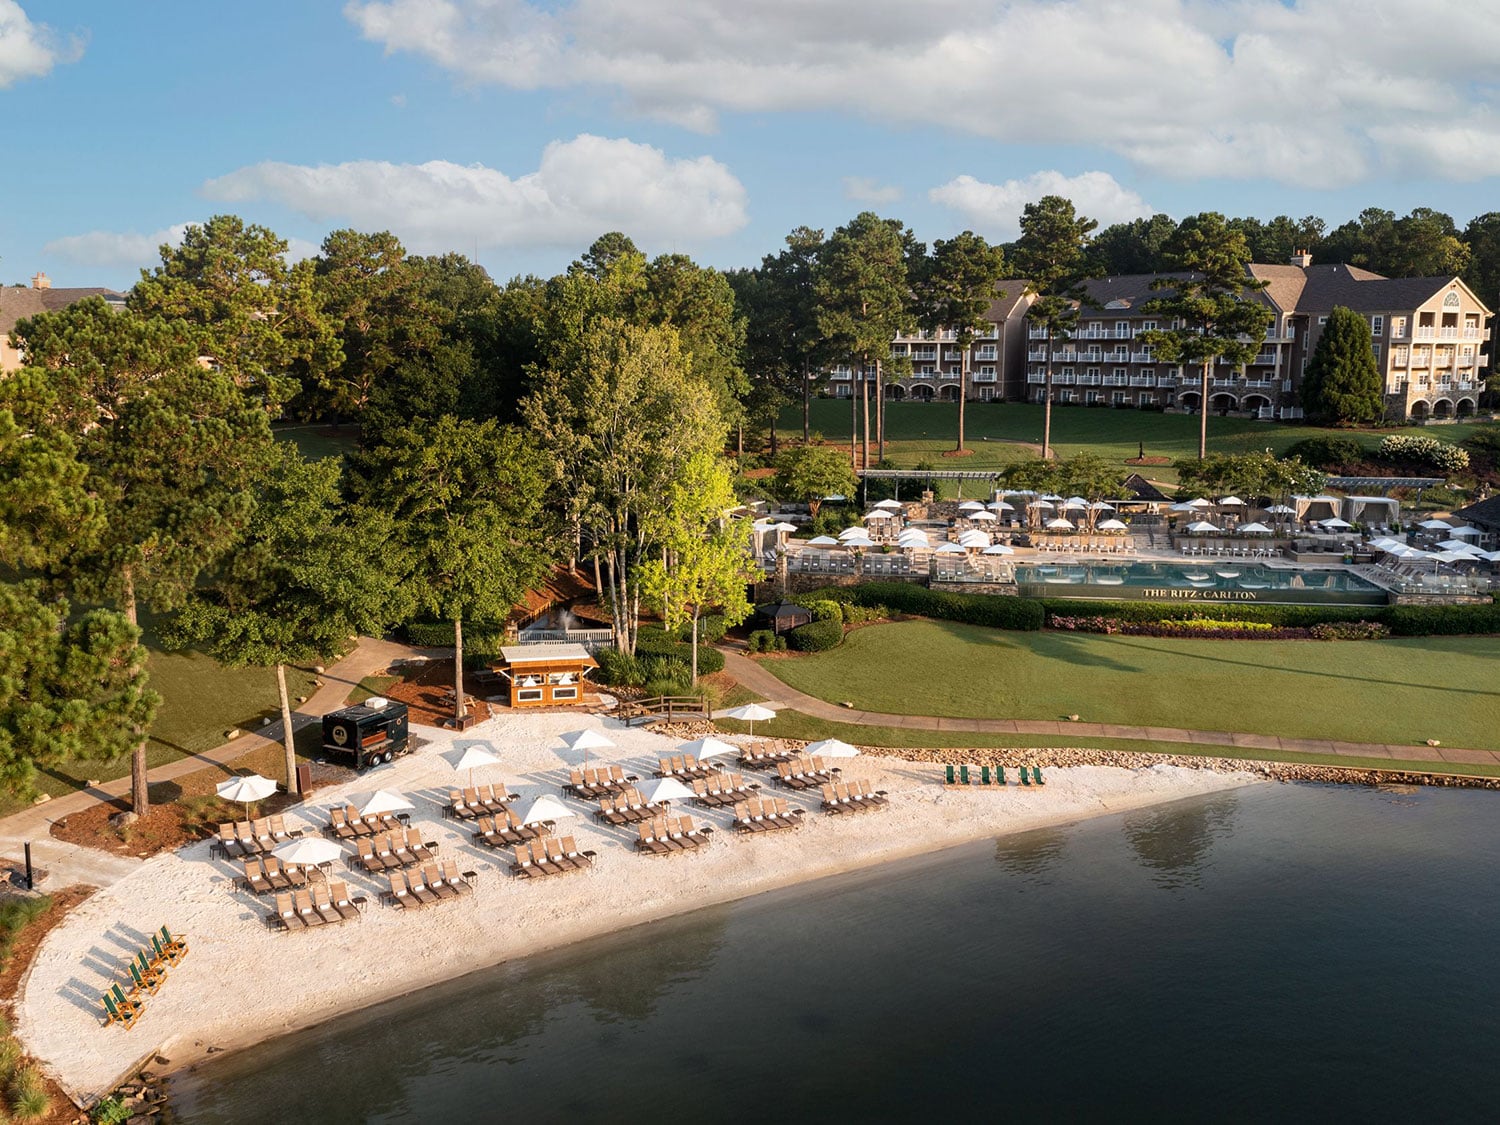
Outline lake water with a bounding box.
[172,783,1500,1123]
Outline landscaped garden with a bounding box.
[758,619,1500,751]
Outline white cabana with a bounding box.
[1045,517,1075,530]
[1217,496,1245,506]
[1342,495,1400,524]
[1185,520,1221,533]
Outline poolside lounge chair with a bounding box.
[309,884,345,925]
[422,862,460,900]
[215,823,246,859]
[294,889,326,927]
[240,858,275,895]
[385,871,425,910]
[102,988,141,1029]
[268,814,299,842]
[446,789,480,820]
[327,806,357,840]
[440,859,476,895]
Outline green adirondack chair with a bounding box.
[1032,765,1046,786]
[995,766,1007,786]
[102,990,139,1029]
[945,764,956,785]
[959,765,971,785]
[1020,765,1032,787]
[980,765,992,785]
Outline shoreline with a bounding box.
[15,713,1261,1107]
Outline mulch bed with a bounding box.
[383,658,494,728]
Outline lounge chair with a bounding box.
[477,785,508,815]
[294,889,326,927]
[980,765,992,786]
[127,959,162,997]
[159,926,187,960]
[1032,765,1046,785]
[385,871,424,909]
[447,789,479,820]
[423,862,460,900]
[328,881,365,921]
[995,766,1007,786]
[327,807,357,840]
[151,932,185,968]
[637,819,671,855]
[216,823,245,859]
[406,828,436,864]
[1019,766,1032,787]
[959,765,971,785]
[310,884,345,925]
[102,989,141,1029]
[510,845,540,879]
[441,859,476,895]
[945,765,956,785]
[268,814,298,842]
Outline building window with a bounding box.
[1371,315,1384,336]
[1086,367,1099,378]
[1372,344,1381,363]
[1318,316,1328,326]
[1085,390,1101,403]
[1140,393,1156,405]
[1111,391,1126,405]
[1113,367,1127,380]
[1391,317,1407,338]
[1141,320,1156,332]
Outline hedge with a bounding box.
[1038,599,1384,629]
[787,619,845,651]
[1386,604,1500,636]
[635,626,726,674]
[817,582,1046,631]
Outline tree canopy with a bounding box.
[1300,306,1385,425]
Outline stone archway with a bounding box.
[1242,394,1272,415]
[1456,397,1476,417]
[1431,398,1454,419]
[886,383,906,401]
[938,384,960,402]
[1210,392,1239,414]
[910,384,934,402]
[1178,391,1201,411]
[1408,399,1430,420]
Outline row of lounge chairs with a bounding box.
[512,836,595,879]
[267,884,368,931]
[239,856,312,895]
[775,756,837,791]
[596,789,667,826]
[214,816,302,859]
[564,765,633,800]
[101,927,186,1029]
[444,785,518,820]
[820,781,888,814]
[737,740,800,767]
[327,805,407,840]
[353,830,437,874]
[471,812,550,849]
[384,863,475,909]
[944,764,1046,787]
[692,773,758,808]
[635,816,711,855]
[656,754,716,780]
[731,797,803,833]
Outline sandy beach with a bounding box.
[16,710,1262,1105]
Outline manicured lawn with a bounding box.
[774,400,1490,486]
[760,620,1500,751]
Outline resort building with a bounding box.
[827,281,1035,401]
[1022,255,1491,422]
[0,272,126,373]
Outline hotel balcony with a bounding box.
[1027,372,1046,383]
[1129,377,1157,387]
[1414,327,1436,340]
[1439,327,1460,339]
[1130,352,1155,363]
[1028,348,1048,361]
[972,371,997,383]
[1250,352,1277,365]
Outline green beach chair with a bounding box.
[959,765,971,786]
[995,766,1007,786]
[945,765,956,785]
[152,932,184,967]
[160,925,187,959]
[128,960,160,996]
[1033,766,1046,786]
[1020,766,1032,787]
[102,990,139,1030]
[980,766,992,786]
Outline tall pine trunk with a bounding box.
[876,360,885,463]
[802,361,812,441]
[849,374,858,468]
[276,662,299,795]
[861,357,870,470]
[1199,358,1211,459]
[1041,326,1055,461]
[122,564,149,818]
[453,612,467,725]
[690,609,700,683]
[955,346,968,452]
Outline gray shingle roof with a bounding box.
[1,285,125,339]
[1453,496,1500,530]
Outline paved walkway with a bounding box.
[0,637,424,889]
[720,651,1500,770]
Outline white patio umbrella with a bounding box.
[216,773,278,805]
[1059,498,1089,511]
[1418,519,1454,531]
[518,795,578,826]
[806,535,839,546]
[1436,539,1482,553]
[447,743,502,786]
[982,543,1016,555]
[1450,525,1482,537]
[1186,520,1221,533]
[357,789,414,818]
[1239,522,1273,534]
[840,535,875,548]
[862,510,896,521]
[1321,517,1354,529]
[1090,500,1116,511]
[637,777,697,804]
[560,728,615,768]
[1029,499,1055,510]
[933,542,966,555]
[803,738,860,759]
[1045,517,1075,530]
[970,510,997,521]
[719,704,777,737]
[1040,493,1063,501]
[873,499,903,510]
[273,836,342,868]
[678,735,742,760]
[837,525,869,539]
[987,500,1014,511]
[1217,496,1245,506]
[958,500,986,511]
[959,530,991,548]
[897,531,930,546]
[1098,518,1129,531]
[771,522,798,533]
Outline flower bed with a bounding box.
[1048,615,1391,640]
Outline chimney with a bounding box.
[1289,249,1313,268]
[30,271,51,290]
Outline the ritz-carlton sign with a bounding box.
[1141,587,1261,601]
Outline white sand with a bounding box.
[16,711,1261,1104]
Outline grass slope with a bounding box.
[760,619,1500,751]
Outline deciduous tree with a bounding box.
[774,445,857,518]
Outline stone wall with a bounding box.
[930,580,1020,596]
[1391,592,1494,606]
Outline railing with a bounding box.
[1439,327,1459,339]
[1415,327,1435,339]
[1130,352,1155,363]
[517,628,616,653]
[1028,349,1047,361]
[618,695,711,725]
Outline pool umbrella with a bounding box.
[1450,526,1482,538]
[838,525,869,539]
[970,510,997,521]
[1029,499,1055,510]
[1183,498,1212,508]
[959,530,991,548]
[862,510,896,521]
[1266,504,1296,515]
[1040,493,1063,501]
[447,743,502,786]
[720,703,777,737]
[216,773,277,818]
[982,543,1016,555]
[803,738,860,759]
[840,535,874,549]
[1098,519,1128,531]
[1186,520,1220,533]
[357,789,414,818]
[958,501,986,511]
[771,522,798,533]
[873,499,903,509]
[1045,517,1074,530]
[1090,501,1115,511]
[1218,496,1245,506]
[1436,539,1482,553]
[934,542,967,554]
[1418,519,1453,531]
[1059,498,1089,511]
[518,795,577,827]
[273,836,342,868]
[987,500,1014,511]
[560,728,615,769]
[1239,522,1273,534]
[806,535,838,546]
[679,735,742,760]
[1321,518,1353,529]
[637,777,697,805]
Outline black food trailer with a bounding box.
[321,697,410,770]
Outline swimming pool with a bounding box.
[1013,561,1390,605]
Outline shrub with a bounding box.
[635,628,725,675]
[403,620,508,652]
[1460,425,1500,456]
[1309,620,1391,640]
[819,582,1046,630]
[593,647,643,687]
[746,629,775,654]
[1386,604,1500,636]
[772,634,788,652]
[1041,599,1385,629]
[0,1038,19,1086]
[1284,436,1366,470]
[639,655,691,685]
[803,600,845,623]
[9,1066,48,1122]
[787,618,845,651]
[641,677,691,698]
[92,1095,132,1125]
[697,614,730,644]
[1376,434,1470,472]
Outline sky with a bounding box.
[5,0,1500,290]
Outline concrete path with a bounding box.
[0,637,426,889]
[720,650,1500,770]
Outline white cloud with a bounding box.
[343,0,1500,188]
[930,171,1156,239]
[199,134,749,252]
[43,224,194,268]
[0,1,80,87]
[842,176,902,204]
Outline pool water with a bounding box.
[1013,561,1388,605]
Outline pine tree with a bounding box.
[1301,306,1385,425]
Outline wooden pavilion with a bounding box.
[493,644,598,708]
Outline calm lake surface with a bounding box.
[172,783,1500,1124]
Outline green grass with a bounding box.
[757,619,1500,751]
[347,674,399,706]
[715,709,1500,779]
[0,897,51,971]
[776,400,1492,487]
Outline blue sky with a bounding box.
[4,0,1500,289]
